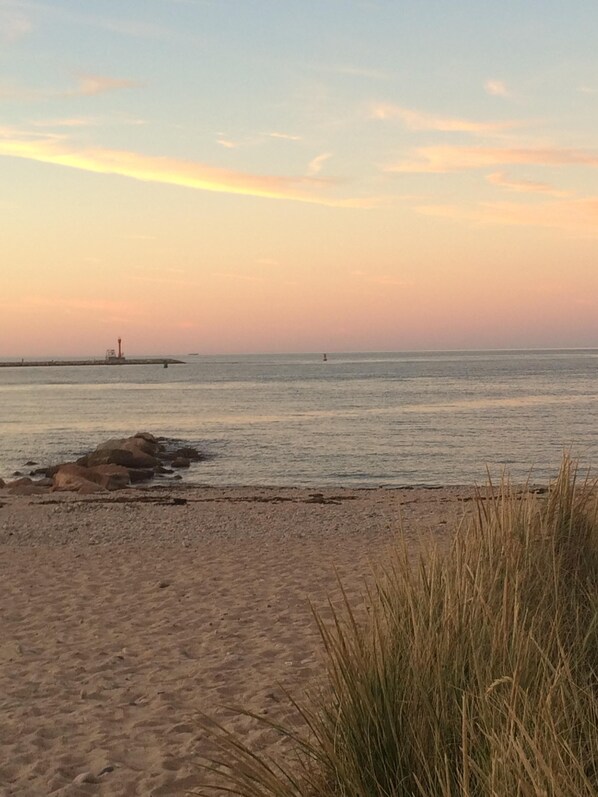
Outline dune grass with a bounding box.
[201,459,598,797]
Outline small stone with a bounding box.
[158,580,171,589]
[73,771,98,785]
[98,764,115,776]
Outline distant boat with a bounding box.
[188,353,199,356]
[322,353,328,362]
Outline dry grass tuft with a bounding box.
[199,458,598,797]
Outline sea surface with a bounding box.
[0,350,596,487]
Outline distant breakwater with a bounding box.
[0,358,185,368]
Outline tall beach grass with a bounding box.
[202,459,598,797]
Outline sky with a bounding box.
[1,0,597,356]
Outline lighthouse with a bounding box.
[105,338,125,363]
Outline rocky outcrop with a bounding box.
[1,433,203,495]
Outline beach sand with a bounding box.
[0,485,475,796]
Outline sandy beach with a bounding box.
[1,485,482,796]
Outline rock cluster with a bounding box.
[1,433,202,495]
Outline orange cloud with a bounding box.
[386,146,598,173]
[371,104,518,134]
[486,171,571,197]
[0,132,374,207]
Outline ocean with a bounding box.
[0,350,596,487]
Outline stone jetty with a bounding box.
[0,358,184,368]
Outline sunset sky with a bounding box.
[1,0,597,356]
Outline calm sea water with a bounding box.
[0,350,596,486]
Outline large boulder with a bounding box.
[53,463,131,491]
[134,432,159,444]
[94,437,128,452]
[77,481,106,495]
[53,464,104,492]
[85,446,158,469]
[87,464,131,491]
[126,435,161,456]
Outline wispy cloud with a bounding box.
[325,64,390,81]
[307,152,332,176]
[385,146,598,173]
[371,104,518,135]
[0,6,32,42]
[268,132,302,141]
[30,117,97,128]
[216,137,239,149]
[484,79,509,97]
[0,130,375,207]
[486,171,571,197]
[216,131,302,149]
[74,74,140,97]
[30,114,147,128]
[5,2,194,42]
[417,197,598,236]
[0,72,139,101]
